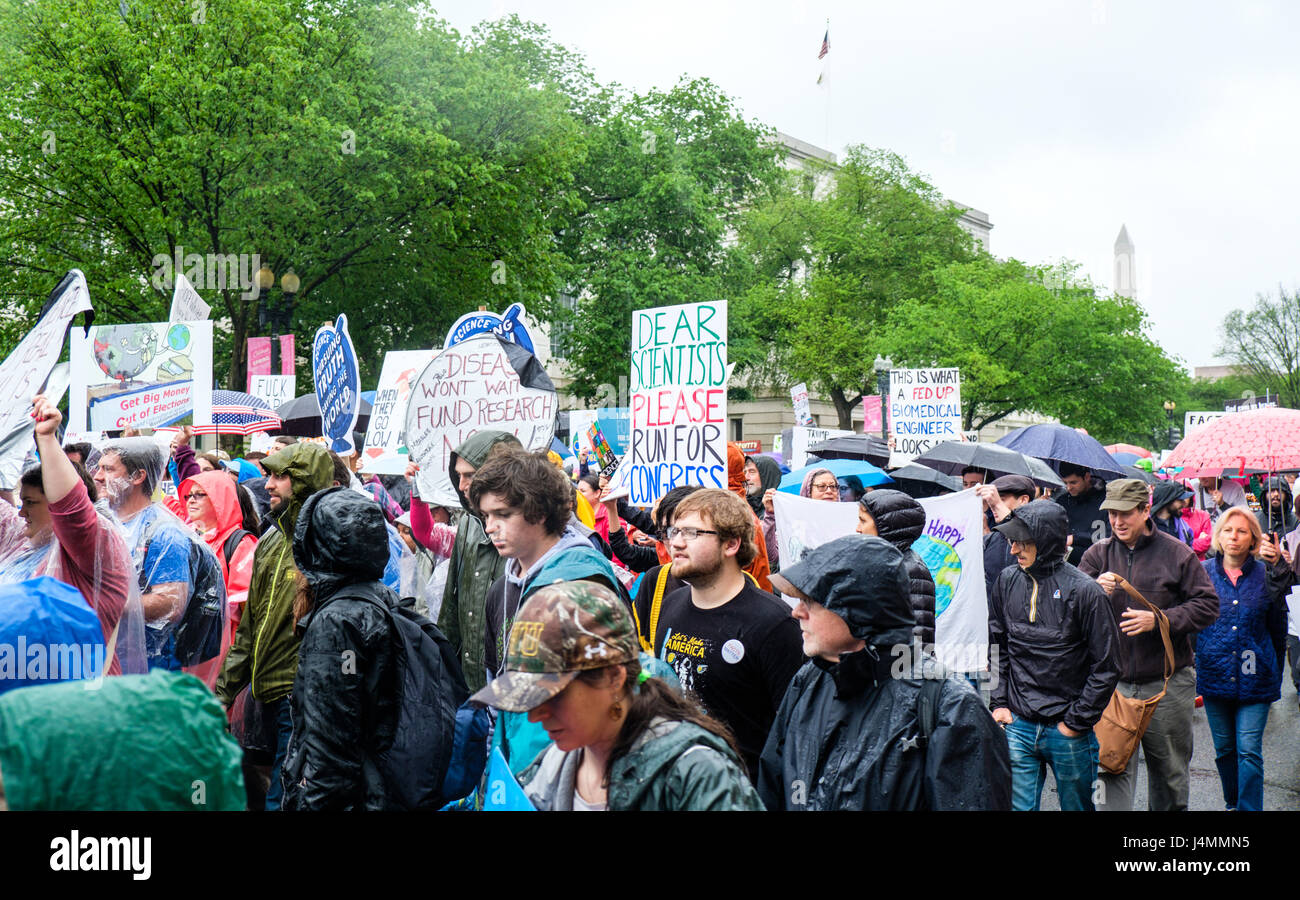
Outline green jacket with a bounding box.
[516,718,764,811]
[216,442,333,706]
[437,429,521,693]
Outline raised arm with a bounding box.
[32,395,79,504]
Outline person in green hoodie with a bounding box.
[215,440,332,810]
[437,430,523,693]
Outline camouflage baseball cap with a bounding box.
[469,580,638,712]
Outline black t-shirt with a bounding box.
[635,576,804,778]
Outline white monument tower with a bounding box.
[1114,224,1136,300]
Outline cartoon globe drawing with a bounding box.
[912,534,962,618]
[167,323,191,351]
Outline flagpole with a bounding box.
[822,18,830,152]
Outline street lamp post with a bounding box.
[873,354,893,441]
[1163,400,1178,452]
[257,267,300,375]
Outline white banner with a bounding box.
[247,374,294,413]
[168,272,210,323]
[1184,410,1225,435]
[917,488,987,671]
[69,320,213,432]
[772,492,859,585]
[360,348,438,475]
[888,367,962,467]
[791,425,854,470]
[405,336,556,507]
[568,409,599,459]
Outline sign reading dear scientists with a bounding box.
[621,301,728,504]
[888,367,962,466]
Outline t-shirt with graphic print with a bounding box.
[643,580,803,779]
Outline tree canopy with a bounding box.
[1218,287,1300,410]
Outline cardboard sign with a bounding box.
[791,425,854,470]
[791,382,814,427]
[1184,410,1225,435]
[888,367,962,466]
[360,348,439,475]
[615,301,728,505]
[312,314,361,454]
[168,272,210,323]
[69,320,213,432]
[405,335,556,508]
[248,374,294,413]
[445,302,535,355]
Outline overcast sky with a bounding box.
[432,0,1299,373]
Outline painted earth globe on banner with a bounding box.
[912,534,961,617]
[167,323,191,351]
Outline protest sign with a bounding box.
[568,410,599,459]
[69,320,213,432]
[614,301,728,505]
[0,363,71,491]
[888,367,962,467]
[1224,393,1277,413]
[772,492,859,591]
[1184,410,1225,435]
[791,382,814,427]
[917,489,986,672]
[445,302,536,355]
[247,374,294,413]
[246,335,295,385]
[312,314,361,455]
[405,335,557,508]
[598,407,631,456]
[790,425,854,470]
[359,348,439,475]
[0,270,93,450]
[168,272,210,323]
[862,394,884,436]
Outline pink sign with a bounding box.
[862,394,885,435]
[246,335,295,390]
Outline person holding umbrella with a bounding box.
[1056,463,1111,567]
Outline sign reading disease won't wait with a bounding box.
[619,300,728,505]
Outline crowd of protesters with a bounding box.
[0,395,1295,813]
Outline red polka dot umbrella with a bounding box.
[1164,407,1300,477]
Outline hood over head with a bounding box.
[261,441,336,530]
[746,454,784,516]
[1150,480,1192,515]
[292,486,389,599]
[448,430,523,509]
[799,467,834,498]
[178,470,244,549]
[771,534,913,646]
[994,499,1068,576]
[726,443,747,498]
[1263,476,1293,502]
[857,489,925,552]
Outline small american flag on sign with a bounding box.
[818,28,829,59]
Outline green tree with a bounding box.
[1218,287,1300,409]
[0,0,583,390]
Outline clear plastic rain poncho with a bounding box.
[0,469,147,676]
[96,438,227,674]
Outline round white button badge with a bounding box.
[721,639,745,664]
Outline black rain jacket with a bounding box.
[988,500,1120,732]
[282,488,401,811]
[758,536,1010,810]
[858,490,936,646]
[1054,479,1110,566]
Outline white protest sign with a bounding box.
[360,348,439,475]
[791,382,814,427]
[568,409,599,458]
[772,492,859,599]
[168,272,211,323]
[917,488,987,672]
[1184,410,1226,435]
[248,374,294,412]
[615,301,728,505]
[69,320,213,432]
[791,425,855,470]
[405,335,556,507]
[888,367,962,467]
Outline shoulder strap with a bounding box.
[916,676,945,746]
[648,563,672,655]
[1113,575,1176,685]
[222,529,253,566]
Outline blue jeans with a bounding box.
[264,695,294,811]
[1005,716,1099,811]
[1202,697,1269,811]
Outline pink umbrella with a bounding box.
[1104,442,1152,458]
[1164,407,1300,477]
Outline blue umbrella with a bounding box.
[779,458,894,494]
[996,423,1126,480]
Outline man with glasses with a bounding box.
[634,488,803,779]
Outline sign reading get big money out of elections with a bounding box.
[888,367,962,467]
[405,335,556,508]
[617,301,728,505]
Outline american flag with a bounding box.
[818,28,829,59]
[190,390,282,435]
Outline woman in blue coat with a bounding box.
[1197,507,1294,811]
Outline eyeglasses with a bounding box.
[186,491,208,501]
[666,526,719,542]
[810,481,840,492]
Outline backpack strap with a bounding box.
[647,563,672,655]
[221,529,253,567]
[916,676,945,747]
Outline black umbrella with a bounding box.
[885,463,964,498]
[273,392,372,437]
[1122,465,1161,486]
[806,434,891,467]
[913,440,1066,490]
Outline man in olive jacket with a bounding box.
[437,430,522,693]
[215,441,333,810]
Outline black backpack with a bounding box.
[353,593,477,810]
[171,538,227,666]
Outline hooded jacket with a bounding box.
[1078,518,1220,683]
[727,442,773,592]
[517,718,763,811]
[858,489,937,646]
[437,430,522,693]
[215,442,333,707]
[988,501,1120,732]
[281,488,403,810]
[1054,478,1110,566]
[1255,476,1299,536]
[758,535,1011,810]
[1151,481,1194,547]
